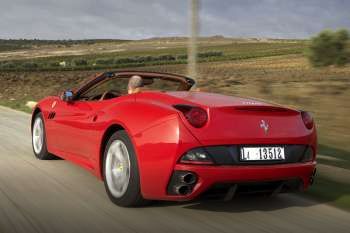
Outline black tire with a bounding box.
[103,130,149,207]
[31,112,55,160]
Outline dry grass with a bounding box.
[140,55,350,152]
[0,54,349,152]
[0,38,304,62]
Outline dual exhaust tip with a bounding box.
[180,172,197,185]
[168,172,198,196]
[174,185,192,196]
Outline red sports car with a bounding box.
[31,71,317,207]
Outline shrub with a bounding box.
[73,59,88,66]
[198,51,224,58]
[96,58,114,65]
[0,61,16,69]
[158,55,176,61]
[134,56,148,63]
[114,57,136,64]
[22,62,39,69]
[143,56,156,62]
[177,54,188,60]
[307,29,349,67]
[49,61,60,67]
[175,51,223,60]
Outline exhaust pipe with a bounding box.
[180,172,197,185]
[174,185,192,195]
[167,171,198,195]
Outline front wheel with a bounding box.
[32,113,55,160]
[103,130,149,207]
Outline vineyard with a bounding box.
[0,38,349,166]
[0,39,305,71]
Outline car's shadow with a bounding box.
[148,194,324,213]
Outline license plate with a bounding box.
[240,147,285,161]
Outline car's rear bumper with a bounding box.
[135,117,317,201]
[161,161,316,201]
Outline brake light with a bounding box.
[174,105,208,128]
[301,111,314,129]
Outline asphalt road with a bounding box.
[0,106,349,233]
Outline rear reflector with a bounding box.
[301,111,314,130]
[174,104,208,128]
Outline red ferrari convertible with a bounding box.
[31,71,317,207]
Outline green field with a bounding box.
[0,38,306,71]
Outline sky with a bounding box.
[0,0,349,40]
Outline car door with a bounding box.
[49,74,129,161]
[50,99,98,160]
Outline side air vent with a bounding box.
[48,112,56,120]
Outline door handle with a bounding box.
[91,111,104,122]
[92,115,98,122]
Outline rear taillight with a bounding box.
[174,105,208,128]
[301,111,314,129]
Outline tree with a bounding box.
[307,29,349,67]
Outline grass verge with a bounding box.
[303,174,350,211]
[0,100,32,113]
[318,144,350,169]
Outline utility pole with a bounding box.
[188,0,199,83]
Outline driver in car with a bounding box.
[128,75,144,94]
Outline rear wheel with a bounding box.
[103,130,149,207]
[32,113,55,160]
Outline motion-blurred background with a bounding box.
[0,0,349,210]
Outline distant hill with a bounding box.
[0,39,131,52]
[0,36,307,62]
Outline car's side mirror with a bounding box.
[61,90,74,102]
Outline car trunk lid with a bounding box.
[167,92,309,145]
